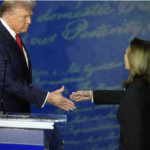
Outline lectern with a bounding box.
[0,113,66,150]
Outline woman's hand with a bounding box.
[70,91,93,102]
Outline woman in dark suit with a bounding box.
[70,37,150,150]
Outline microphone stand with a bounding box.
[0,54,9,117]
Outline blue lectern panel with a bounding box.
[0,144,43,150]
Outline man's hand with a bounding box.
[70,91,93,102]
[47,86,75,111]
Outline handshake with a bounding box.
[46,86,93,111]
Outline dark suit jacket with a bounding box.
[93,81,150,150]
[0,21,47,113]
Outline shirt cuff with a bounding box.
[92,95,94,103]
[41,92,49,108]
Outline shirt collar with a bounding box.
[0,18,16,40]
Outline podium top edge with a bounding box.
[0,113,67,122]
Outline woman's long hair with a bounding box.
[123,37,150,88]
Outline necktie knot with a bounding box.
[16,34,23,52]
[16,34,20,39]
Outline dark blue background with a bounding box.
[1,1,150,150]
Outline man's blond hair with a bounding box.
[0,0,36,17]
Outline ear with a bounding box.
[3,13,11,22]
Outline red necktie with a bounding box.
[16,34,23,53]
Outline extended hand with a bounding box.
[47,86,75,111]
[70,91,93,102]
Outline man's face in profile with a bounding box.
[7,7,33,34]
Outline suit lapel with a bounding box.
[21,41,32,82]
[10,38,31,82]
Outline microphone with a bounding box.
[0,54,10,116]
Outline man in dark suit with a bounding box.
[0,0,75,113]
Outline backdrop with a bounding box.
[1,1,150,150]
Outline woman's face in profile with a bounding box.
[124,46,130,70]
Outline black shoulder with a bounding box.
[127,82,150,104]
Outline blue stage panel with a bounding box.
[0,143,43,150]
